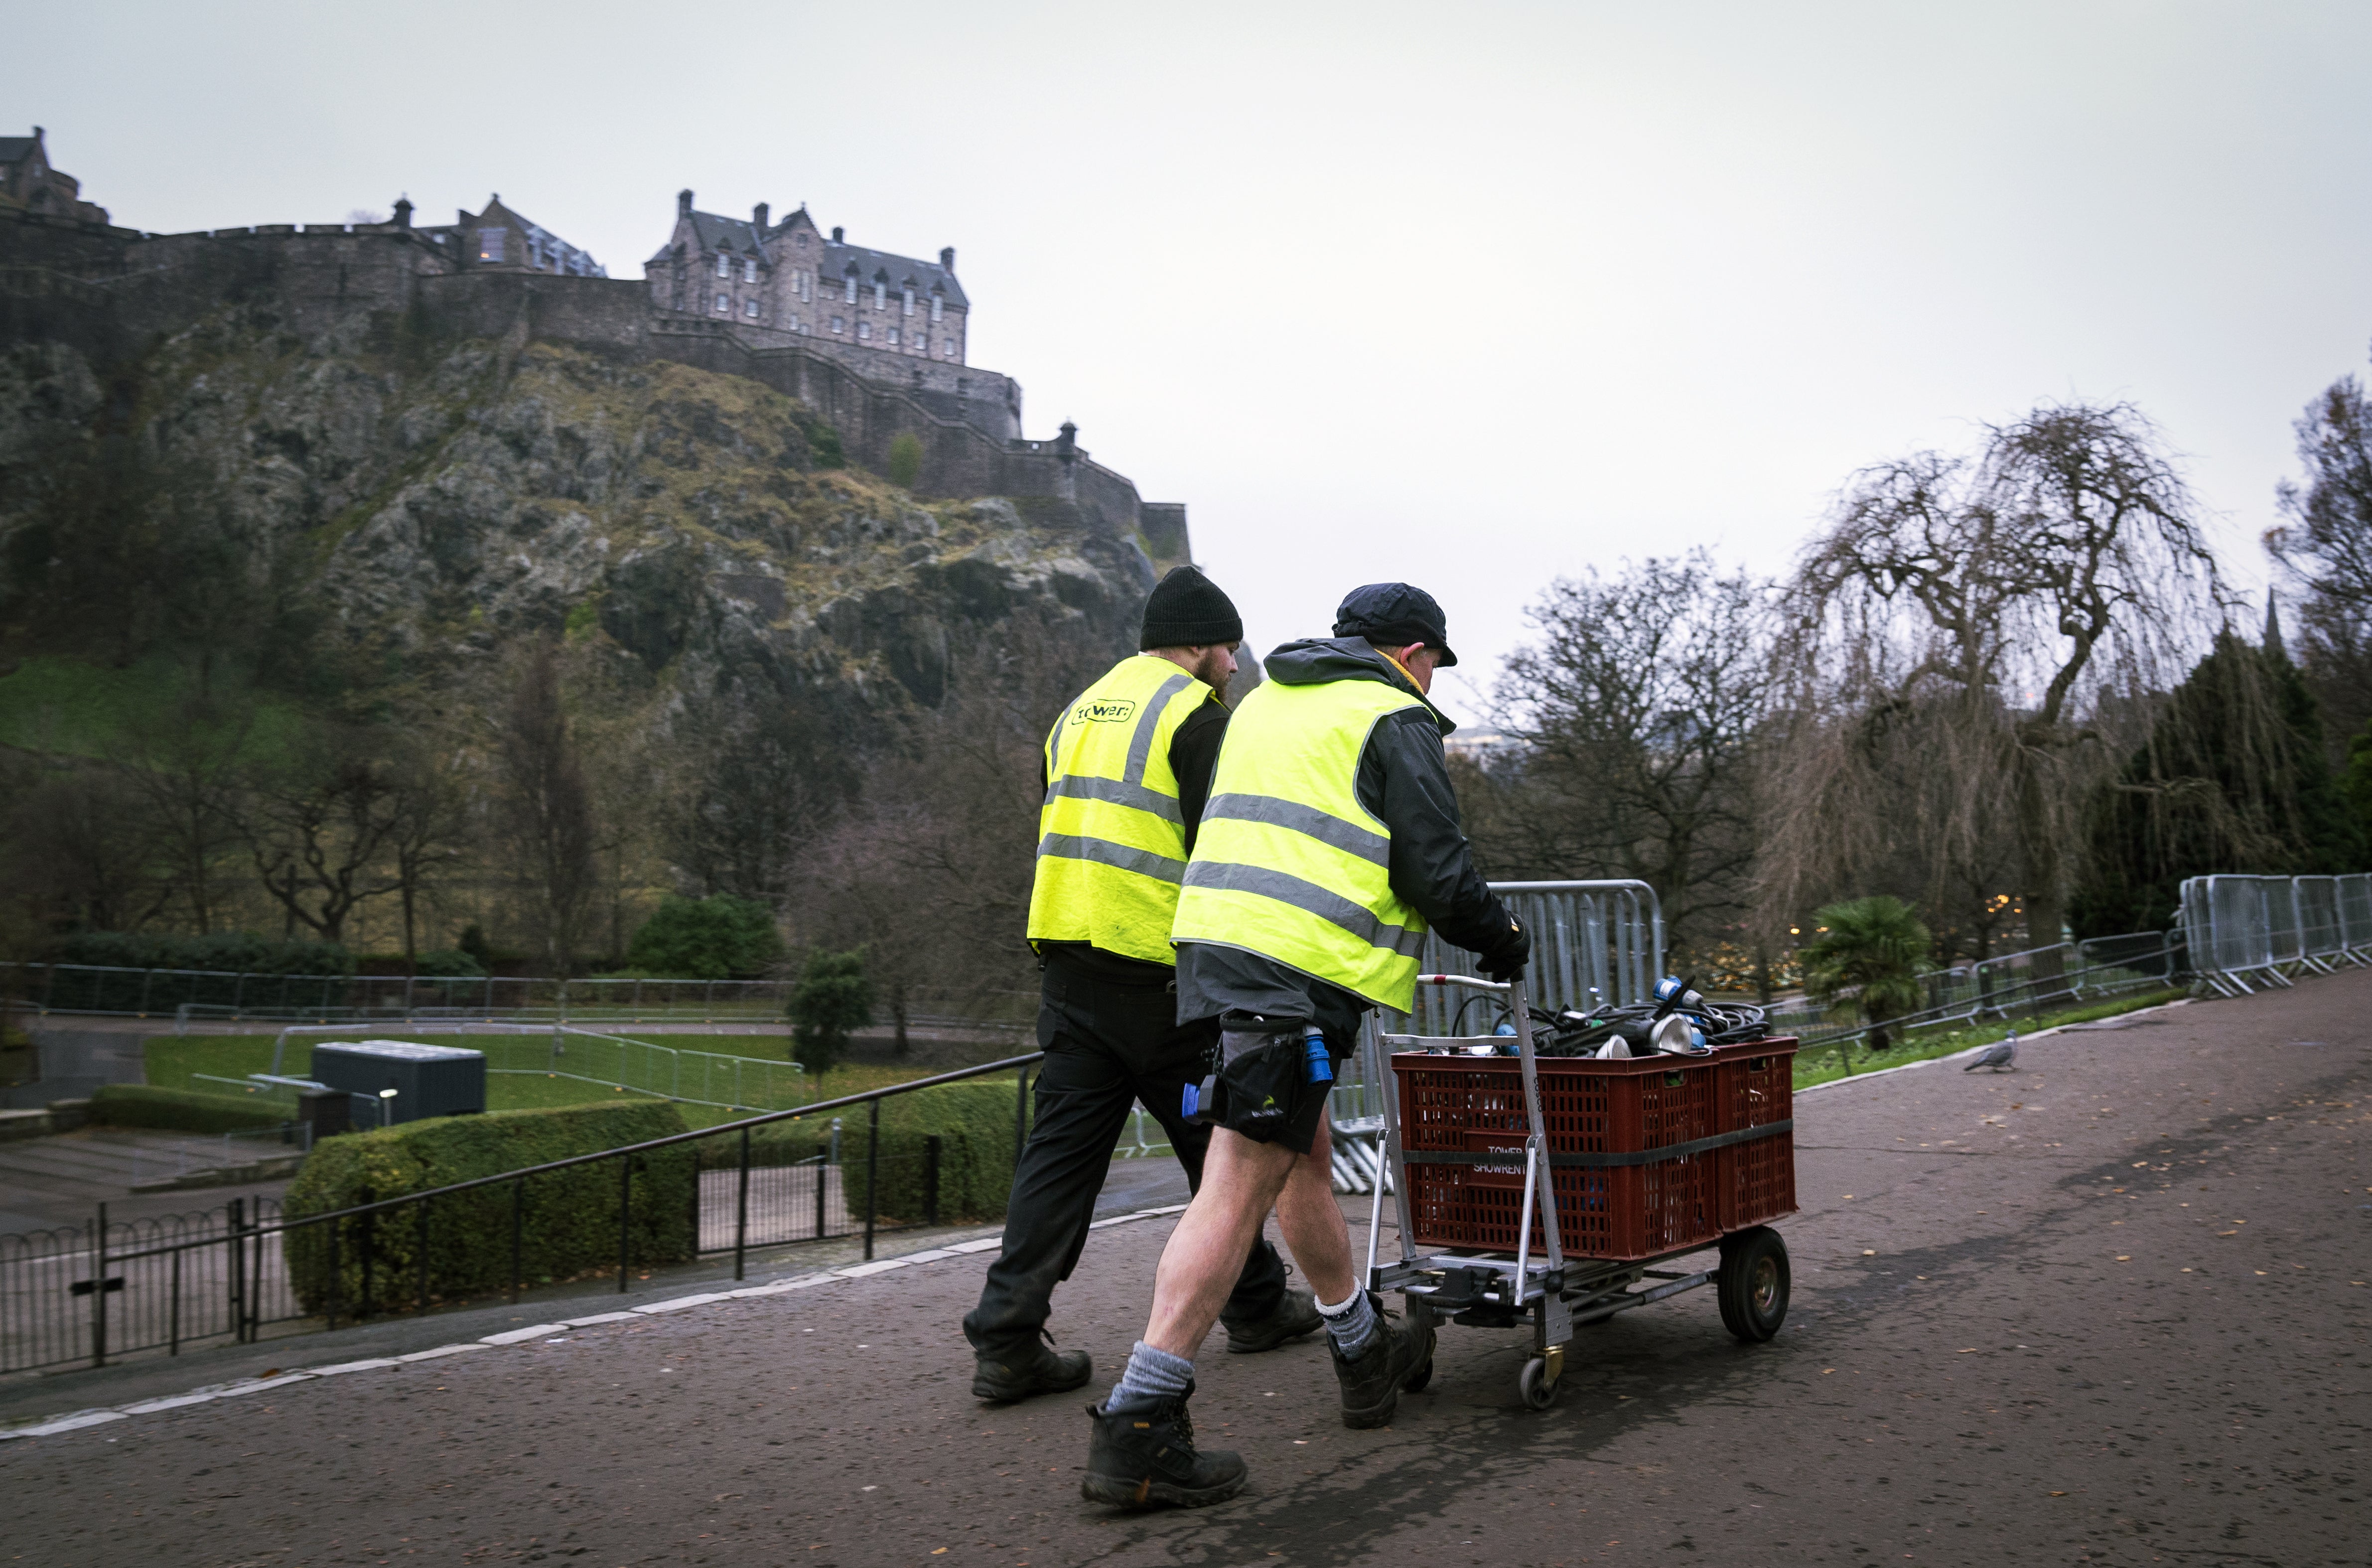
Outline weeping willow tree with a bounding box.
[1760,403,2227,971]
[2070,622,2363,937]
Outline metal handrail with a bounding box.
[100,1050,1046,1260]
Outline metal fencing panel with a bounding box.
[2178,871,2372,992]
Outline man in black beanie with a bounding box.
[963,566,1320,1402]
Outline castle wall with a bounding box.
[0,207,1186,568]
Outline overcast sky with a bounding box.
[12,2,2372,723]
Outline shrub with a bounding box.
[626,895,783,980]
[721,1080,1033,1226]
[886,431,923,488]
[48,931,354,976]
[1799,895,1933,1051]
[788,949,872,1085]
[89,1083,289,1134]
[284,1100,694,1314]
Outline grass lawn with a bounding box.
[1786,985,2189,1089]
[142,1031,986,1129]
[0,654,309,762]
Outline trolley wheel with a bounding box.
[1518,1356,1559,1410]
[1716,1225,1791,1343]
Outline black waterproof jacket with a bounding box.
[1175,637,1513,1027]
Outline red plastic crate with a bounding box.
[1392,1036,1798,1262]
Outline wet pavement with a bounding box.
[0,975,2365,1567]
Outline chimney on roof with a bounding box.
[832,226,844,243]
[678,188,694,218]
[940,246,955,272]
[753,201,769,230]
[392,196,413,229]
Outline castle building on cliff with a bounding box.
[0,130,1189,569]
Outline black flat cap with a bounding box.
[1334,582,1457,667]
[1140,566,1243,649]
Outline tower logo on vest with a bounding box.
[1075,698,1138,723]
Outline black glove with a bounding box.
[1479,912,1531,982]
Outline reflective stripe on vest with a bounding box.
[1170,674,1433,1011]
[1026,656,1212,966]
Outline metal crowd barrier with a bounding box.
[2178,872,2372,995]
[1329,879,1665,1195]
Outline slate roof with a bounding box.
[822,237,968,309]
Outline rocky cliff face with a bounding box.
[0,303,1159,741]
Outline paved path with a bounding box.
[1,977,2366,1566]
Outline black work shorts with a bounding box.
[1215,1022,1354,1156]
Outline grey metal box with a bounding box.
[310,1040,487,1125]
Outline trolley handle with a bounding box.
[1419,973,1507,993]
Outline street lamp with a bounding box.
[378,1087,399,1130]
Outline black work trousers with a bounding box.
[962,959,1290,1359]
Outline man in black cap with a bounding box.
[964,566,1321,1403]
[1079,581,1529,1509]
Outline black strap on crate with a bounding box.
[1401,1119,1793,1169]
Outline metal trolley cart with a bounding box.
[1361,974,1799,1409]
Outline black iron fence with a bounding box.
[0,1052,1043,1376]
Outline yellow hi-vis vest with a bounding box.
[1026,655,1216,966]
[1170,674,1431,1011]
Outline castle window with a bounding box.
[943,338,957,357]
[873,282,887,310]
[477,228,506,263]
[844,275,857,303]
[831,315,844,333]
[715,292,729,312]
[715,254,731,279]
[857,321,871,340]
[888,327,900,346]
[931,294,944,322]
[744,299,760,318]
[787,314,800,332]
[902,287,914,316]
[742,258,757,283]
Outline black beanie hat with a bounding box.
[1139,566,1243,649]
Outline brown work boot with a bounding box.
[973,1334,1093,1404]
[1222,1288,1323,1354]
[1329,1293,1434,1428]
[1081,1385,1248,1509]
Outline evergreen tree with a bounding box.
[2072,622,2363,937]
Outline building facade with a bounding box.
[646,192,969,367]
[0,128,108,225]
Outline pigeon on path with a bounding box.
[1963,1029,2018,1073]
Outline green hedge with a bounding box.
[714,1081,1033,1226]
[285,1100,695,1315]
[90,1083,289,1134]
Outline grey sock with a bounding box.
[1317,1289,1379,1353]
[1110,1340,1194,1405]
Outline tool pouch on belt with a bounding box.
[1208,1025,1310,1140]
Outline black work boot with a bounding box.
[973,1334,1093,1404]
[1081,1385,1248,1509]
[1222,1288,1323,1354]
[1328,1293,1435,1429]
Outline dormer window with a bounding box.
[873,281,887,310]
[742,259,757,283]
[931,292,944,322]
[715,254,730,279]
[844,273,857,303]
[901,287,915,316]
[477,228,506,263]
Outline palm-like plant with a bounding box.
[1798,896,1932,1052]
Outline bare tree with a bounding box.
[2269,369,2372,751]
[1764,402,2225,973]
[385,739,472,971]
[494,643,600,975]
[1484,551,1773,963]
[243,747,407,944]
[114,689,253,934]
